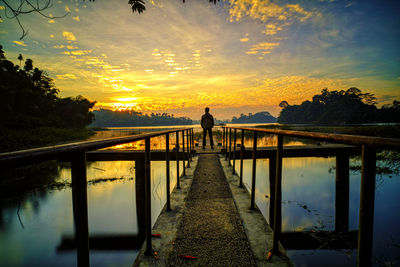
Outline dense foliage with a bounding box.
[0,45,95,129]
[231,111,276,123]
[278,88,400,124]
[0,45,96,151]
[91,109,193,127]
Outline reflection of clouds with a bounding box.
[241,157,336,231]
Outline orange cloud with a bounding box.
[62,31,76,41]
[13,40,27,46]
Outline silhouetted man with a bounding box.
[201,107,214,149]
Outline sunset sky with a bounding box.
[1,0,399,120]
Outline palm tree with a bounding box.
[18,54,23,67]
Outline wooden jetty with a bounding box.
[1,126,400,267]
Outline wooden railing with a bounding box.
[0,128,195,267]
[222,126,400,267]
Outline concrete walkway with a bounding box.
[133,150,292,267]
[167,154,256,266]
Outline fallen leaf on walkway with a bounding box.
[151,233,161,238]
[266,251,272,261]
[179,255,197,260]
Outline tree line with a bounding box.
[0,45,96,152]
[231,111,276,123]
[0,45,95,130]
[91,109,193,127]
[278,88,400,124]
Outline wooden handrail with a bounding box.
[223,126,400,150]
[222,125,400,267]
[0,128,190,168]
[0,127,194,266]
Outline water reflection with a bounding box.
[235,156,400,266]
[0,159,183,266]
[2,126,399,266]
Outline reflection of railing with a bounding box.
[0,128,195,267]
[222,126,400,267]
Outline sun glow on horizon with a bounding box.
[1,0,399,119]
[107,103,141,112]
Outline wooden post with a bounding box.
[71,151,90,267]
[223,127,225,153]
[233,129,237,174]
[182,130,186,176]
[176,131,180,189]
[144,137,152,256]
[357,145,376,267]
[189,129,193,161]
[272,134,283,254]
[225,128,228,160]
[166,134,171,211]
[228,128,232,166]
[269,155,276,230]
[186,129,190,168]
[135,159,146,238]
[239,129,244,188]
[250,131,257,210]
[335,154,349,232]
[192,128,194,156]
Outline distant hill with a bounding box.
[91,109,193,127]
[231,112,277,123]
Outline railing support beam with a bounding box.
[71,151,90,267]
[250,131,257,210]
[186,129,190,168]
[233,129,237,174]
[166,134,171,211]
[135,159,146,238]
[239,129,244,188]
[182,130,186,176]
[144,137,152,256]
[357,145,376,267]
[272,134,283,254]
[225,128,228,160]
[223,127,225,153]
[176,132,180,189]
[228,128,232,166]
[335,154,349,232]
[269,155,276,229]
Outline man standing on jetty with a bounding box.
[201,107,214,149]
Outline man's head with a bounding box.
[205,107,210,113]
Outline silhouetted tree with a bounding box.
[17,54,23,67]
[0,45,95,129]
[278,88,398,124]
[231,112,276,123]
[279,100,289,108]
[91,109,193,127]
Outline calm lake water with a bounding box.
[0,124,399,266]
